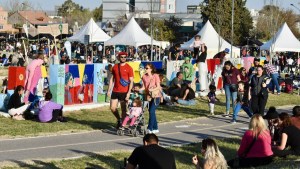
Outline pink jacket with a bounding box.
[129,107,142,117]
[25,59,44,92]
[238,130,273,158]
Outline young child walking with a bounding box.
[207,85,218,116]
[231,81,253,123]
[120,98,143,130]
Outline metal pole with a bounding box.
[150,0,153,61]
[231,0,234,58]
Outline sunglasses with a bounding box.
[120,56,126,59]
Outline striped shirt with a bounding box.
[264,63,277,75]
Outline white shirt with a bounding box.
[98,45,103,51]
[287,58,294,65]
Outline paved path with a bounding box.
[0,106,293,163]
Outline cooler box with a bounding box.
[8,67,26,90]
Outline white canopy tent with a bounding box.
[68,18,111,43]
[180,20,240,58]
[260,22,300,52]
[104,17,160,47]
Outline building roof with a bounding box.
[18,11,54,25]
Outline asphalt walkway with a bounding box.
[0,106,294,163]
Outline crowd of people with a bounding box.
[1,35,300,168]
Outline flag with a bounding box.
[22,24,28,38]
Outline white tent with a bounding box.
[180,20,240,58]
[105,17,160,47]
[260,23,300,52]
[68,18,111,43]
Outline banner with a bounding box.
[94,63,106,103]
[64,41,72,59]
[242,57,254,72]
[22,24,28,38]
[49,65,65,105]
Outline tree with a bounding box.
[4,0,35,14]
[164,16,183,42]
[57,0,80,17]
[93,4,103,22]
[255,5,300,41]
[201,0,253,46]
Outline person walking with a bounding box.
[263,60,281,95]
[221,61,240,117]
[249,65,269,116]
[141,63,161,134]
[107,52,134,128]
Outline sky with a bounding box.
[0,0,300,13]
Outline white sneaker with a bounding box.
[147,129,153,134]
[152,130,159,134]
[231,120,236,124]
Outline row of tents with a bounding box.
[67,17,300,58]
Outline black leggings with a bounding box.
[49,109,63,122]
[251,95,268,116]
[193,47,200,58]
[228,156,273,168]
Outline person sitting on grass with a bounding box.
[290,106,300,129]
[175,83,196,106]
[125,133,176,169]
[231,81,253,123]
[227,114,273,168]
[38,92,66,123]
[263,107,280,146]
[192,138,227,169]
[273,112,300,157]
[119,98,143,130]
[7,85,30,120]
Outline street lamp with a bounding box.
[291,4,300,13]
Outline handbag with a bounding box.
[229,84,238,92]
[233,131,261,168]
[118,64,130,87]
[146,76,161,102]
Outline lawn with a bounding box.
[0,93,299,138]
[1,137,299,169]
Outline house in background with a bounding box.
[8,10,68,37]
[0,6,18,33]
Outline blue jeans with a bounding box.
[232,102,253,121]
[177,99,196,105]
[224,84,237,112]
[271,73,280,93]
[148,98,160,131]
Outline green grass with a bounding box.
[1,138,299,169]
[0,93,299,138]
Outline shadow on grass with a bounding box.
[9,160,60,169]
[69,149,125,169]
[66,117,114,130]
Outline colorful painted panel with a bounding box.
[127,61,141,83]
[94,63,106,103]
[49,65,65,105]
[166,60,184,83]
[8,67,26,90]
[242,57,254,72]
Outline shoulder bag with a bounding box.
[146,75,161,102]
[118,64,130,87]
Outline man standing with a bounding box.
[107,52,134,128]
[126,134,176,169]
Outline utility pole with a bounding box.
[231,0,234,58]
[150,0,153,61]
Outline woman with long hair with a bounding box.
[221,61,240,117]
[141,63,161,134]
[7,85,30,120]
[192,138,227,169]
[228,114,273,168]
[273,112,300,156]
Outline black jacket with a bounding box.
[7,93,24,110]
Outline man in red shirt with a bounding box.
[107,52,134,128]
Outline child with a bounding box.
[207,85,218,116]
[119,98,143,130]
[231,81,253,123]
[189,35,204,59]
[129,83,144,103]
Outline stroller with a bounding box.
[116,99,148,137]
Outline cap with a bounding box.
[184,57,190,61]
[118,52,128,57]
[263,107,279,120]
[224,48,230,54]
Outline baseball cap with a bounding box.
[118,52,128,57]
[224,48,230,54]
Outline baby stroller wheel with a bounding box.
[133,130,139,137]
[117,130,124,136]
